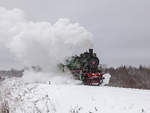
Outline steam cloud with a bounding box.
[0,7,93,83]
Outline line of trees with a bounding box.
[0,65,150,90]
[104,65,150,89]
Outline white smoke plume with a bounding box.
[8,19,93,70]
[0,7,93,83]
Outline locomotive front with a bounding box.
[59,49,104,85]
[79,49,104,85]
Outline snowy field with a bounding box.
[1,78,150,113]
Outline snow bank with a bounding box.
[1,78,150,113]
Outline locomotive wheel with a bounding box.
[95,78,100,86]
[89,77,103,86]
[92,78,101,86]
[83,78,101,86]
[83,79,88,85]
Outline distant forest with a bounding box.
[0,66,150,90]
[104,66,150,89]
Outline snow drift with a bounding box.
[0,78,150,113]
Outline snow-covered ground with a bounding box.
[0,78,150,113]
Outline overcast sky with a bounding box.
[0,0,150,69]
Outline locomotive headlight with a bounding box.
[92,61,95,64]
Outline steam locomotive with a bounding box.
[59,49,104,85]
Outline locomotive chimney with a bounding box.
[89,49,93,57]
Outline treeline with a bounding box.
[0,69,23,81]
[104,66,150,89]
[0,66,150,90]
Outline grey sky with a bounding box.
[0,0,150,68]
